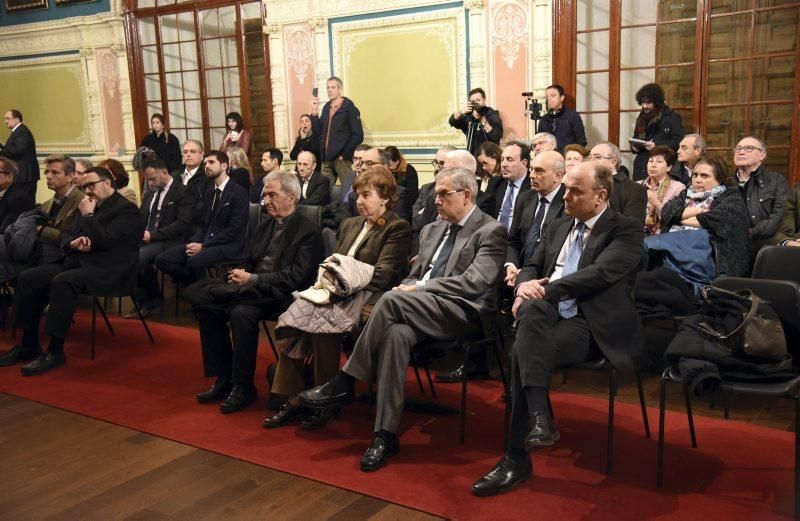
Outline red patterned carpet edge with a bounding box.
[0,312,795,520]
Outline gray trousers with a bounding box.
[342,290,480,434]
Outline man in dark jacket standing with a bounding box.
[0,167,143,373]
[0,110,39,199]
[630,83,684,181]
[318,76,364,184]
[536,85,587,151]
[733,136,788,254]
[448,88,504,157]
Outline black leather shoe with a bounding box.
[435,364,489,383]
[360,435,399,472]
[262,402,306,428]
[20,351,66,376]
[523,411,560,451]
[196,376,232,404]
[471,455,532,496]
[220,385,257,414]
[297,381,353,410]
[0,345,41,367]
[300,407,340,431]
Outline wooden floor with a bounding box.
[0,298,795,520]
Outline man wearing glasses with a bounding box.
[297,166,507,472]
[0,167,142,374]
[0,157,34,232]
[410,146,456,257]
[732,136,787,253]
[588,142,647,224]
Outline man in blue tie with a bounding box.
[494,141,531,230]
[472,160,645,496]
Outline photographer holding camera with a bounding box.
[448,88,503,157]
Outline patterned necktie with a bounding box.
[498,183,515,230]
[522,196,548,263]
[429,224,461,279]
[146,189,164,232]
[558,222,587,319]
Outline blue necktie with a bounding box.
[522,196,548,263]
[498,183,515,230]
[558,222,587,319]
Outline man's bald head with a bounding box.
[530,150,565,195]
[444,149,477,174]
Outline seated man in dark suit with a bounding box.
[493,141,532,230]
[589,142,647,224]
[0,167,143,373]
[184,170,324,413]
[295,150,331,206]
[504,150,566,289]
[773,181,800,247]
[0,157,35,232]
[472,161,644,496]
[155,150,249,285]
[298,166,507,471]
[410,145,455,257]
[125,158,195,318]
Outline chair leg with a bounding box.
[794,397,799,518]
[413,365,425,394]
[424,366,436,398]
[547,393,554,419]
[682,383,697,448]
[722,391,730,419]
[492,331,509,393]
[95,298,114,336]
[131,298,155,343]
[562,369,568,385]
[460,373,468,444]
[606,367,617,475]
[635,370,651,438]
[91,298,97,361]
[657,367,668,487]
[262,321,279,361]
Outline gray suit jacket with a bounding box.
[403,206,507,335]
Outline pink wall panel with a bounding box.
[283,24,316,146]
[490,1,530,142]
[96,47,126,154]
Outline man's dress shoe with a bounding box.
[360,435,399,472]
[471,455,532,496]
[300,407,340,431]
[20,352,66,376]
[262,402,306,428]
[524,411,560,451]
[297,381,353,410]
[435,364,489,383]
[196,376,232,404]
[0,345,41,367]
[220,386,257,414]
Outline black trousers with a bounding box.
[14,262,93,344]
[136,241,179,302]
[186,279,277,387]
[508,299,600,452]
[154,243,236,284]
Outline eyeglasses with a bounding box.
[733,145,762,153]
[361,160,378,167]
[434,189,466,199]
[430,160,446,167]
[588,154,613,161]
[82,178,108,191]
[353,159,363,165]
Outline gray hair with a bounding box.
[436,166,478,203]
[183,139,204,153]
[265,170,301,200]
[445,149,477,174]
[594,141,620,167]
[685,133,707,154]
[533,132,557,147]
[75,158,93,171]
[327,76,343,88]
[437,145,457,154]
[739,135,767,155]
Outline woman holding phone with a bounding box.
[220,112,251,155]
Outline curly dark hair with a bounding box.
[635,83,666,108]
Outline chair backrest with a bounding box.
[247,203,263,236]
[752,245,800,285]
[712,277,800,356]
[330,184,342,204]
[296,204,323,228]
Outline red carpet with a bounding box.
[0,312,795,520]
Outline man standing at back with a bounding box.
[318,76,364,184]
[0,110,39,199]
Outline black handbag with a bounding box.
[696,286,788,361]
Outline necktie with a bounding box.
[299,178,307,199]
[211,188,221,214]
[429,224,461,279]
[522,197,548,263]
[146,189,164,232]
[182,170,191,185]
[498,183,515,230]
[558,222,587,319]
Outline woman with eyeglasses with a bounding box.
[563,144,589,174]
[219,112,251,155]
[630,83,684,182]
[266,165,411,430]
[384,146,418,223]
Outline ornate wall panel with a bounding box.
[283,22,316,140]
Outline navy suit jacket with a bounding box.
[190,179,249,259]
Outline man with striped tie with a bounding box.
[472,160,645,496]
